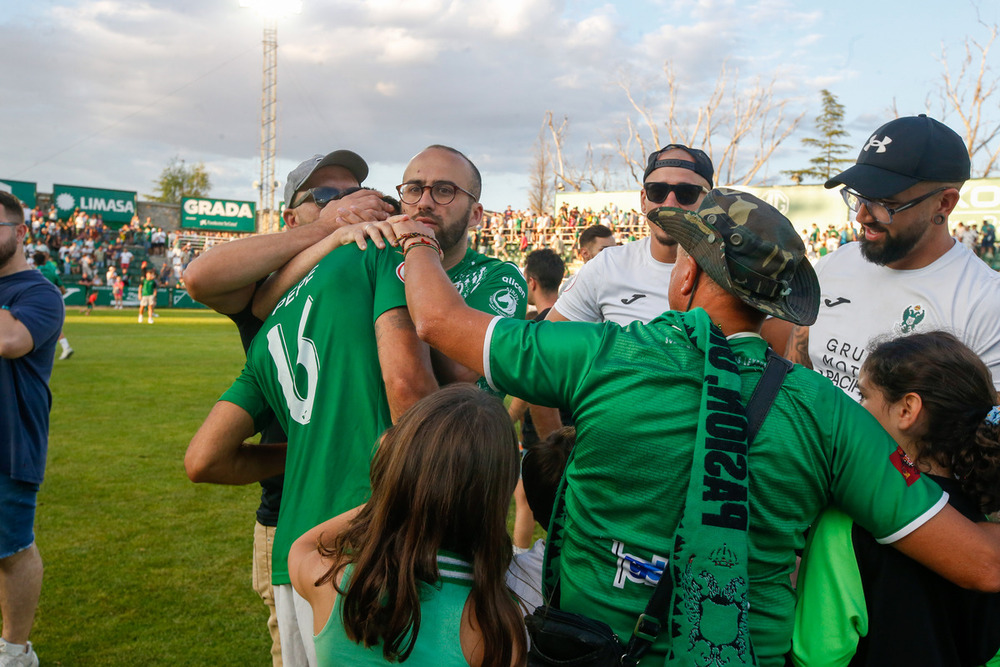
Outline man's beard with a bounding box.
[0,233,19,270]
[858,221,925,266]
[422,201,473,253]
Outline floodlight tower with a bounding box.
[240,0,302,233]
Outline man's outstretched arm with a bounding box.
[892,503,1000,592]
[185,401,286,485]
[184,190,394,314]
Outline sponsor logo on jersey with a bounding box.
[395,263,406,282]
[823,297,851,307]
[611,540,667,589]
[489,287,519,317]
[890,445,921,486]
[897,304,926,334]
[621,293,647,305]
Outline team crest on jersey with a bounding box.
[489,287,519,317]
[395,263,406,282]
[890,445,921,486]
[897,304,926,334]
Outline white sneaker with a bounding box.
[59,347,74,360]
[0,640,39,667]
[147,318,153,324]
[138,316,143,323]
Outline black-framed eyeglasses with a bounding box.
[291,187,343,209]
[840,187,949,225]
[396,181,477,206]
[643,182,708,207]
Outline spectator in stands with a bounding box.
[119,247,133,277]
[157,261,173,289]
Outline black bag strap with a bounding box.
[618,348,792,665]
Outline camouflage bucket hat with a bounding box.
[648,188,820,325]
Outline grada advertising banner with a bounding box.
[181,197,256,233]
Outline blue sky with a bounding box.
[1,0,997,211]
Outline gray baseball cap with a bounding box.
[283,150,368,207]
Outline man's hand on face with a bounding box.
[317,189,397,229]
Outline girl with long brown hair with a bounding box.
[793,331,1000,666]
[289,384,526,667]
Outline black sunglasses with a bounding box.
[291,187,342,209]
[643,182,708,207]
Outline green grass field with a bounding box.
[35,309,270,665]
[30,307,540,666]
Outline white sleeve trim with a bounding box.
[875,491,950,545]
[483,316,503,392]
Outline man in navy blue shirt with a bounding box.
[0,190,64,667]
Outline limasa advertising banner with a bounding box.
[181,197,256,233]
[52,184,137,226]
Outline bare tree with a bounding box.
[541,110,623,193]
[937,20,1000,177]
[528,124,553,215]
[615,61,805,185]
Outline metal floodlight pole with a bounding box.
[260,18,278,233]
[242,0,300,233]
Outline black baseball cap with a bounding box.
[825,115,970,199]
[643,144,714,188]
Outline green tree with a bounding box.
[149,157,212,203]
[784,89,854,184]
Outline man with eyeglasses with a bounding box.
[392,145,527,386]
[183,150,397,667]
[546,144,713,325]
[782,115,1000,399]
[0,191,64,667]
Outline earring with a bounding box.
[933,215,946,225]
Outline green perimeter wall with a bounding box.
[63,286,207,309]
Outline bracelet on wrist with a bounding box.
[397,231,436,243]
[401,236,443,260]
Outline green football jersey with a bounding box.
[222,244,406,585]
[484,312,945,666]
[222,244,525,586]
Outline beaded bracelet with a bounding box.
[402,237,443,261]
[397,231,436,243]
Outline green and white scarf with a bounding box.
[664,308,756,667]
